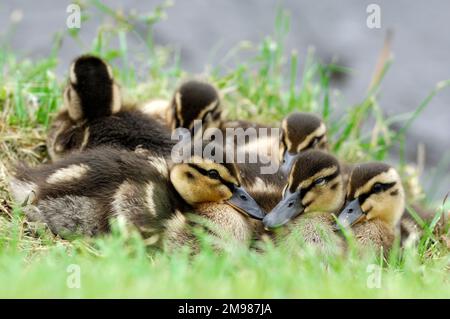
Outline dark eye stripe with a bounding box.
[304,134,325,150]
[187,163,208,176]
[297,170,340,201]
[358,182,396,206]
[200,101,220,123]
[211,110,221,121]
[187,163,235,191]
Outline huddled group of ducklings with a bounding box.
[8,55,412,255]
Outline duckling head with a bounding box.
[264,150,344,229]
[169,80,221,137]
[48,55,122,159]
[279,112,328,174]
[64,55,121,121]
[336,163,405,230]
[170,148,265,220]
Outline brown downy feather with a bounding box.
[48,55,174,160]
[9,145,265,250]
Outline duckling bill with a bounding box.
[263,150,344,229]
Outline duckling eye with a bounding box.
[207,169,220,179]
[314,177,326,186]
[372,183,383,194]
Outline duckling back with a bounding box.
[48,55,174,160]
[9,147,179,239]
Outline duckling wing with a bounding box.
[85,110,175,158]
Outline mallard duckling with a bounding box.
[278,112,357,190]
[47,55,174,160]
[335,163,405,253]
[279,112,328,174]
[263,150,345,248]
[9,145,265,250]
[142,81,283,162]
[141,80,221,136]
[143,79,272,133]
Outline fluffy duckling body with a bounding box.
[142,81,282,163]
[263,150,346,249]
[9,146,265,250]
[142,80,285,212]
[47,55,174,160]
[335,163,405,254]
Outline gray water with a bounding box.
[1,0,449,200]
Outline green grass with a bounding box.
[0,3,449,298]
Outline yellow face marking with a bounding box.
[361,200,373,214]
[191,99,219,129]
[353,168,399,198]
[302,174,344,214]
[281,119,291,151]
[170,161,237,206]
[288,165,338,191]
[349,167,405,228]
[188,156,238,186]
[364,186,405,228]
[46,164,89,184]
[296,122,327,152]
